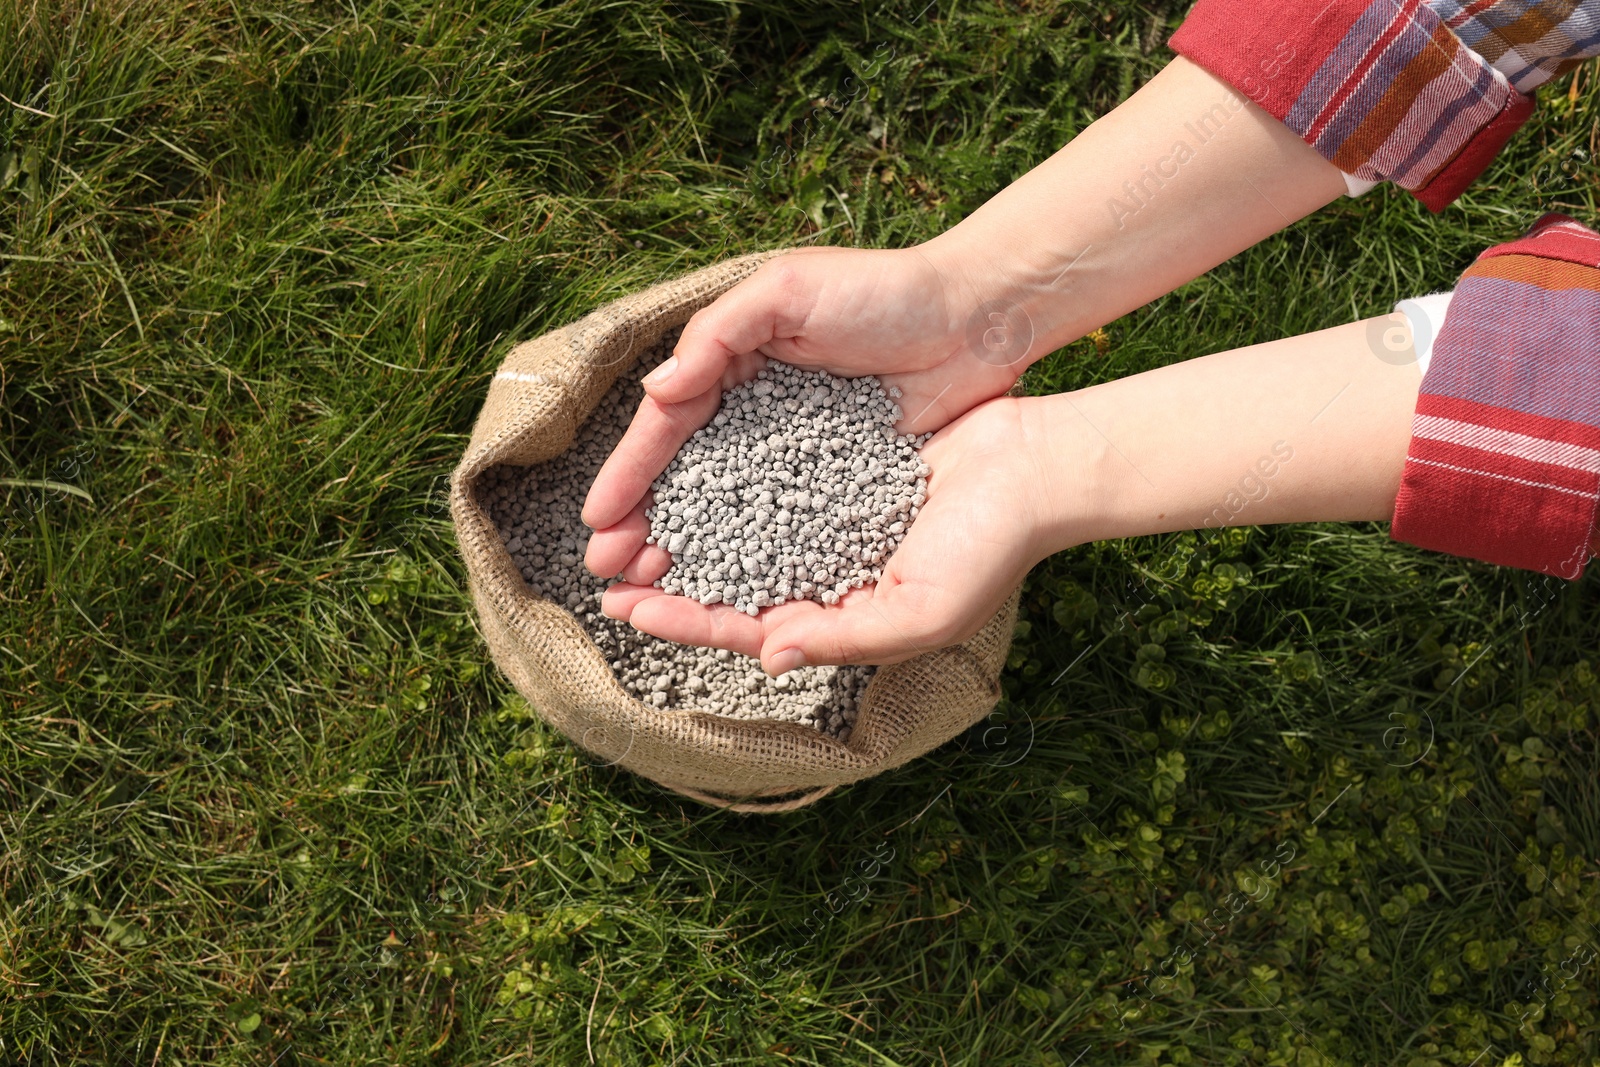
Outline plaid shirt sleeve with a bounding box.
[1432,0,1600,94]
[1390,213,1600,578]
[1166,0,1596,212]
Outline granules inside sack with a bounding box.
[645,362,929,614]
[481,331,871,739]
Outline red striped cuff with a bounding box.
[1169,0,1534,212]
[1390,214,1600,578]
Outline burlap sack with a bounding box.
[450,252,1022,812]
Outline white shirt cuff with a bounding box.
[1342,171,1381,197]
[1394,291,1455,379]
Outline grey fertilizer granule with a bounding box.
[644,362,930,614]
[480,330,898,740]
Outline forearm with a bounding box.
[921,56,1347,358]
[1027,317,1423,553]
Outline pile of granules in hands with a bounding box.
[645,362,930,615]
[480,332,889,739]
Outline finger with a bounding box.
[626,594,767,659]
[759,579,945,671]
[627,593,823,660]
[581,387,721,530]
[583,494,653,578]
[599,582,671,623]
[644,257,815,404]
[620,544,673,586]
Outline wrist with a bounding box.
[1015,392,1118,559]
[917,227,1085,375]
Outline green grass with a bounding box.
[5,0,1600,1063]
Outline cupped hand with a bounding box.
[580,245,1034,567]
[596,396,1063,673]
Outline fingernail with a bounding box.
[767,647,806,677]
[644,356,678,387]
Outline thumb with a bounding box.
[758,581,953,672]
[644,254,817,404]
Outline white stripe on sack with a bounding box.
[495,370,550,385]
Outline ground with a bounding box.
[4,1,1600,1064]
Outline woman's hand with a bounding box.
[597,396,1069,674]
[579,245,1032,555]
